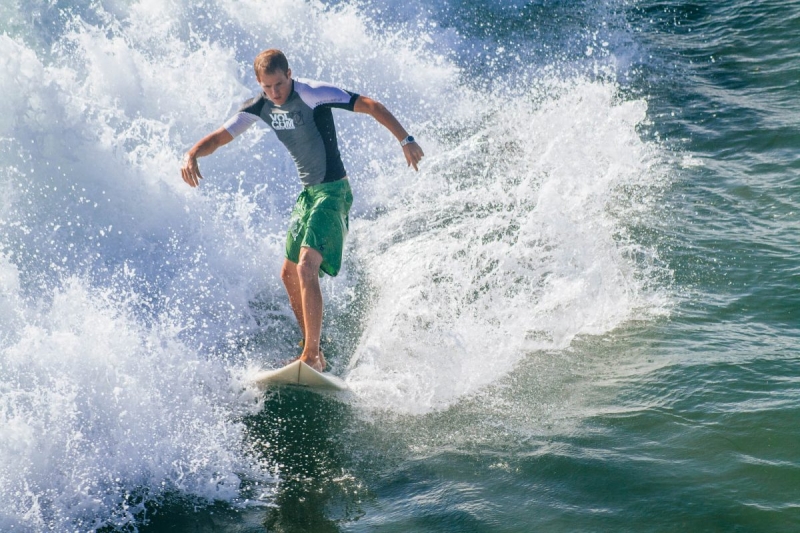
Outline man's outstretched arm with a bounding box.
[180,127,234,187]
[354,96,424,171]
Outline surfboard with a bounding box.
[252,360,348,391]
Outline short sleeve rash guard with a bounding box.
[223,78,359,186]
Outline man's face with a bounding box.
[258,69,292,105]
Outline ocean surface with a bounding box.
[1,0,798,531]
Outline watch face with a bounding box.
[407,136,414,143]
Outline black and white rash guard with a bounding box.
[223,78,359,186]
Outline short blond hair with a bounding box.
[253,49,289,78]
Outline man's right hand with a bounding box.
[181,153,203,187]
[180,128,234,187]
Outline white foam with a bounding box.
[0,276,266,531]
[344,79,669,414]
[0,5,281,529]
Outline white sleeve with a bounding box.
[294,78,357,109]
[223,112,261,138]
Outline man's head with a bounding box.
[254,49,292,105]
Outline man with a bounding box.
[180,49,424,372]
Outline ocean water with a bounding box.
[0,0,798,531]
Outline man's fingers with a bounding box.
[404,144,424,172]
[181,167,196,187]
[412,146,424,170]
[180,157,203,187]
[181,167,192,187]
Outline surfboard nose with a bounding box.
[252,360,348,391]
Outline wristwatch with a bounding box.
[400,135,416,147]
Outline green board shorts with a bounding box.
[286,178,353,277]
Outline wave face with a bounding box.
[0,0,669,529]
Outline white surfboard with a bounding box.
[252,360,348,391]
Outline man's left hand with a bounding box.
[403,142,424,171]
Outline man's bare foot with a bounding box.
[299,349,326,372]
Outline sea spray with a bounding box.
[345,77,669,413]
[0,269,269,531]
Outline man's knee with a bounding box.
[296,261,318,285]
[296,248,322,284]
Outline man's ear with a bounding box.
[286,68,292,79]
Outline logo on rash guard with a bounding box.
[270,113,295,130]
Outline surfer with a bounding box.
[180,49,424,372]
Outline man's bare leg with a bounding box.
[296,247,326,371]
[281,258,305,341]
